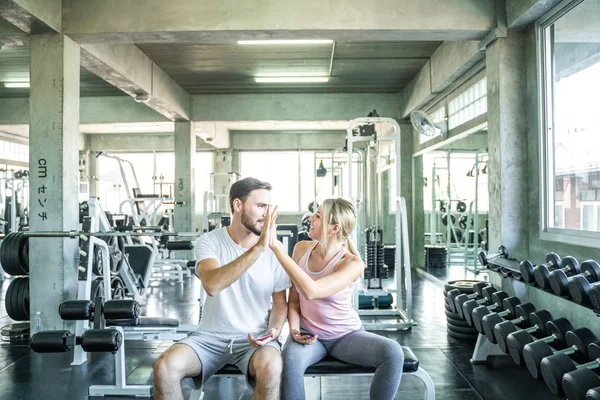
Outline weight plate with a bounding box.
[0,322,30,336]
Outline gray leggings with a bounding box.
[282,328,404,400]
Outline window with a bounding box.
[448,77,487,130]
[240,150,328,212]
[98,151,214,215]
[195,152,214,213]
[0,138,28,164]
[541,0,600,234]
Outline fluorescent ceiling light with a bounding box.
[255,77,329,83]
[238,39,333,45]
[255,72,328,77]
[3,81,30,88]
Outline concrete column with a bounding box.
[29,34,80,332]
[412,155,425,269]
[174,121,196,233]
[486,33,529,260]
[87,151,99,198]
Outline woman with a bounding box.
[268,198,404,400]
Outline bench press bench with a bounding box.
[190,346,434,400]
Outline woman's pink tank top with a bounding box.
[297,242,362,340]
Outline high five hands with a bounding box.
[257,204,283,251]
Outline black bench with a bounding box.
[189,346,434,400]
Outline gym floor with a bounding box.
[0,269,563,400]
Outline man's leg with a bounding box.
[247,345,283,400]
[154,344,203,400]
[330,330,404,400]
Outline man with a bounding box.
[153,177,290,400]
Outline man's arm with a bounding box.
[197,243,265,297]
[267,290,288,338]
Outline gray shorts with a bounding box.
[179,331,281,390]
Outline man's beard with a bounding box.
[241,210,262,236]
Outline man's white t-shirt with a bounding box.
[194,227,290,337]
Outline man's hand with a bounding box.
[248,328,278,347]
[290,329,318,345]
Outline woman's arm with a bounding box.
[288,285,318,344]
[272,243,364,300]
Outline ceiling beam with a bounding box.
[506,0,563,30]
[399,41,485,117]
[0,0,60,34]
[62,0,496,43]
[192,93,402,121]
[80,43,191,121]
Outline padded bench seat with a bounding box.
[189,346,434,400]
[106,316,180,327]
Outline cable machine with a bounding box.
[346,117,414,330]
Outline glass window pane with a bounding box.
[240,151,299,212]
[195,152,214,213]
[545,2,600,233]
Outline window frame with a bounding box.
[537,0,600,247]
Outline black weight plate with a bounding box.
[110,276,125,300]
[0,322,30,336]
[447,330,478,341]
[21,278,30,320]
[444,280,486,294]
[16,277,28,321]
[16,234,29,275]
[5,279,19,320]
[0,233,19,276]
[447,322,478,335]
[446,315,471,327]
[92,243,103,276]
[91,277,104,300]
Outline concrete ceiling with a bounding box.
[0,45,123,98]
[0,40,441,97]
[136,41,441,94]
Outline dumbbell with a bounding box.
[533,252,562,289]
[543,342,600,397]
[477,245,508,267]
[548,255,581,296]
[519,260,537,284]
[587,387,600,399]
[451,284,497,318]
[493,309,553,354]
[523,327,598,379]
[506,317,573,366]
[468,293,514,333]
[462,290,509,328]
[562,344,600,400]
[480,302,536,344]
[568,260,600,305]
[446,282,491,314]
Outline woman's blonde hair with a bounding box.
[319,198,359,256]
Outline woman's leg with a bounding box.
[281,339,327,400]
[330,330,404,400]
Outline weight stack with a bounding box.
[425,245,447,268]
[383,245,395,270]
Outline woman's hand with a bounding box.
[268,206,282,250]
[290,329,318,345]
